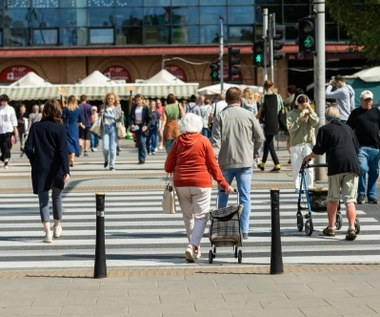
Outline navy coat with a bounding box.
[24,119,70,194]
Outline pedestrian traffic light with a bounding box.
[209,61,219,81]
[298,16,316,53]
[228,46,240,81]
[273,25,285,60]
[253,40,264,67]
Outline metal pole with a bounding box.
[262,8,269,83]
[270,188,284,274]
[94,193,107,278]
[219,16,224,93]
[269,13,275,83]
[314,0,327,181]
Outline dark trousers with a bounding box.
[0,132,12,161]
[262,134,280,165]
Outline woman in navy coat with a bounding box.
[25,99,70,243]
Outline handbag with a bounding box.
[162,181,176,214]
[90,116,103,137]
[116,121,127,139]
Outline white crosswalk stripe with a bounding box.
[0,189,379,269]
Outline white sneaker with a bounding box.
[53,224,62,238]
[44,230,53,243]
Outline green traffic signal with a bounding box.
[303,36,313,48]
[255,54,263,63]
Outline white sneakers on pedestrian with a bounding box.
[43,224,62,242]
[44,230,53,243]
[53,224,62,238]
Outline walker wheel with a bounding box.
[208,250,214,264]
[305,219,313,236]
[335,213,343,230]
[237,250,243,264]
[297,212,304,232]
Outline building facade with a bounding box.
[0,0,364,98]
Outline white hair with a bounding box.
[179,113,203,134]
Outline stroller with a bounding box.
[296,161,360,236]
[208,191,243,264]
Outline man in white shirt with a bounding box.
[0,94,18,168]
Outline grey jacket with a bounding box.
[211,104,265,169]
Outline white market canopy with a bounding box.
[9,71,52,87]
[144,69,186,84]
[345,66,380,83]
[197,83,263,95]
[77,70,118,86]
[0,71,199,101]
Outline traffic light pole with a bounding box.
[269,13,275,83]
[263,8,268,84]
[314,0,327,182]
[219,16,224,93]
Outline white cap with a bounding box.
[360,90,373,100]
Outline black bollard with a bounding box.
[270,188,284,274]
[94,193,107,278]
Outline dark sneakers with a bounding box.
[368,197,378,204]
[323,227,336,236]
[357,194,365,204]
[345,228,357,241]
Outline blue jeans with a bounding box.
[102,124,117,169]
[358,146,380,199]
[146,125,157,153]
[218,167,253,234]
[38,187,63,223]
[135,128,147,162]
[90,132,99,149]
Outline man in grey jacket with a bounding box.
[211,87,265,239]
[325,75,355,123]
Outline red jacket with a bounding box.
[165,132,229,190]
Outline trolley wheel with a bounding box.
[355,218,361,234]
[208,250,214,264]
[237,250,242,264]
[335,213,343,230]
[305,219,313,236]
[297,212,304,232]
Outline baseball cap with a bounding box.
[360,90,373,100]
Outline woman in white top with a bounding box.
[0,94,18,168]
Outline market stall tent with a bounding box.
[345,66,380,105]
[197,83,263,95]
[0,69,199,101]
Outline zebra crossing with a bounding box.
[0,189,380,270]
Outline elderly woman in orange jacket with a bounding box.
[165,113,234,263]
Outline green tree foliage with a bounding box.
[326,0,380,64]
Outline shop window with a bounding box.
[89,27,114,44]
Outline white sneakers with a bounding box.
[44,230,53,243]
[43,224,62,243]
[53,224,62,238]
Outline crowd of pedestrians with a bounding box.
[1,79,379,257]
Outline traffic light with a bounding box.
[253,40,264,67]
[228,46,240,81]
[273,24,285,60]
[298,16,316,53]
[209,61,219,82]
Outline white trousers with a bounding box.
[291,143,314,190]
[175,187,211,248]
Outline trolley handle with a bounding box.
[301,160,328,170]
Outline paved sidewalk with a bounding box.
[1,265,380,316]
